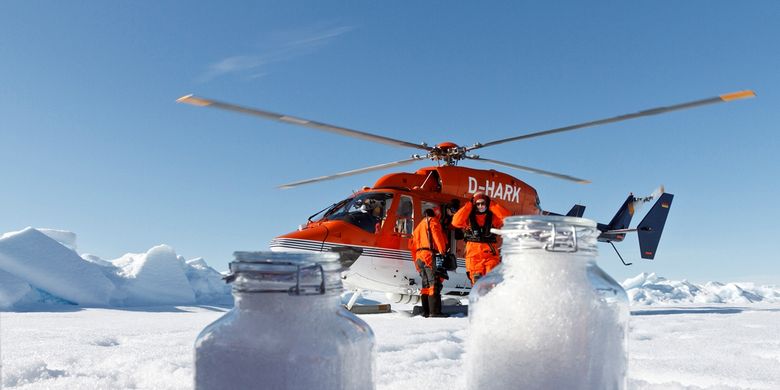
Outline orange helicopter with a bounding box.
[178,90,754,304]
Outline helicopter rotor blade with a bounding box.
[468,156,591,184]
[177,95,432,152]
[278,156,424,189]
[468,90,756,152]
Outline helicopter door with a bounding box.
[420,200,444,251]
[422,200,466,259]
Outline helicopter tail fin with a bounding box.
[607,194,636,231]
[541,204,585,217]
[565,204,586,218]
[637,193,674,259]
[597,194,637,242]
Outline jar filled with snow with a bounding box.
[194,251,375,390]
[466,215,629,389]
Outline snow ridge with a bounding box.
[0,228,115,306]
[0,227,230,310]
[621,272,780,305]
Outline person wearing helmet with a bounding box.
[408,208,449,317]
[451,192,511,284]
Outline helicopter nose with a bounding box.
[270,225,365,268]
[270,225,328,253]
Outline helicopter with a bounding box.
[178,90,754,305]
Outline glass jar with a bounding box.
[195,251,375,390]
[466,216,628,389]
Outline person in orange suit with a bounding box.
[408,208,449,317]
[451,192,511,284]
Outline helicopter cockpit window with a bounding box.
[322,192,393,233]
[311,198,351,223]
[395,195,414,235]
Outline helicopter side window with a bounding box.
[326,192,393,233]
[395,196,414,235]
[421,201,439,218]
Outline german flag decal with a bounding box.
[661,203,670,208]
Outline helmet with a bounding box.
[472,192,490,213]
[472,192,489,203]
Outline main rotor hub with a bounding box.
[428,141,466,165]
[435,141,458,150]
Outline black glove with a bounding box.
[443,253,458,271]
[435,266,449,280]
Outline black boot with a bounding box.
[420,295,430,317]
[429,294,448,317]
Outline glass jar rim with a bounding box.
[231,251,339,272]
[501,215,597,229]
[227,251,342,295]
[495,215,598,255]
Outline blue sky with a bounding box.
[1,2,778,283]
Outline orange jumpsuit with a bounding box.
[408,216,448,296]
[451,201,511,284]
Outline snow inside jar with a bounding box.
[194,251,375,390]
[466,215,629,389]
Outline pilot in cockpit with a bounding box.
[356,199,384,233]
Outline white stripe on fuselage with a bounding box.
[269,238,471,295]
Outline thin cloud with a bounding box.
[199,25,354,82]
[287,26,353,46]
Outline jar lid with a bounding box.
[227,251,342,295]
[494,215,598,255]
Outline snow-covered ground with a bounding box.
[3,302,780,389]
[2,227,780,389]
